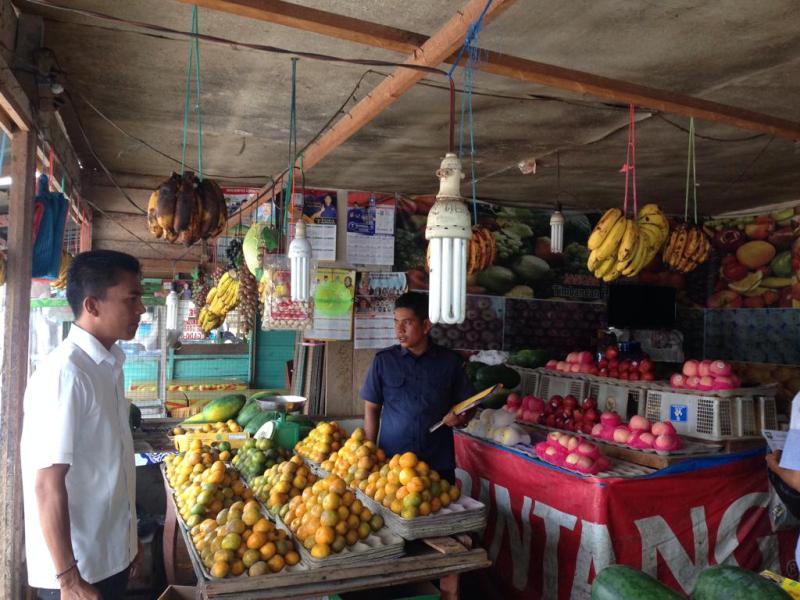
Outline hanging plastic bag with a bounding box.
[32,174,68,279]
[261,256,313,331]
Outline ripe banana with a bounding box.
[616,219,638,263]
[594,255,618,279]
[595,217,628,261]
[147,191,163,238]
[588,208,623,251]
[663,224,711,273]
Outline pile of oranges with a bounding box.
[294,421,347,464]
[189,499,301,578]
[319,427,386,487]
[165,440,251,527]
[283,474,384,559]
[250,455,317,513]
[360,452,460,519]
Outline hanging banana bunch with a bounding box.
[587,204,669,282]
[198,269,240,333]
[51,251,72,289]
[662,118,711,273]
[147,172,227,247]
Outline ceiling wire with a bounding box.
[26,0,448,77]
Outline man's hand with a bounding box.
[766,450,782,473]
[443,408,474,429]
[130,539,145,579]
[59,568,101,600]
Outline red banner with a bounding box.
[455,433,799,599]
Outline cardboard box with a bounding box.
[158,585,196,600]
[172,430,250,451]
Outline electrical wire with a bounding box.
[27,0,448,77]
[721,135,776,197]
[655,114,766,142]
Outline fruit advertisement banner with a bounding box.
[455,433,798,600]
[304,268,356,341]
[704,206,800,309]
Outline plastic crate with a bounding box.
[586,379,647,420]
[537,371,588,401]
[507,365,541,396]
[644,384,778,441]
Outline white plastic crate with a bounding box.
[537,371,588,401]
[586,379,647,420]
[644,384,778,441]
[507,365,542,396]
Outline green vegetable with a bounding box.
[475,266,516,294]
[482,389,511,409]
[505,285,534,298]
[691,565,790,600]
[592,565,684,600]
[770,251,793,278]
[244,411,277,436]
[508,349,550,369]
[181,394,246,424]
[511,254,550,284]
[466,361,488,384]
[236,399,263,428]
[475,365,521,390]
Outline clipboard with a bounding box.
[428,383,503,433]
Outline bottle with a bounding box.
[165,282,180,331]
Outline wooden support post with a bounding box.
[0,128,37,599]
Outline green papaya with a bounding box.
[244,411,278,436]
[235,399,263,428]
[181,393,246,425]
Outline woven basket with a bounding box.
[168,405,204,419]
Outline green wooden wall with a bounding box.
[254,329,296,389]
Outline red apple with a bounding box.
[682,360,699,377]
[709,361,732,377]
[545,415,557,428]
[582,398,596,410]
[578,351,594,365]
[572,409,583,422]
[670,373,686,388]
[581,422,595,434]
[529,397,545,413]
[599,368,609,377]
[642,372,656,381]
[605,346,619,360]
[639,359,653,373]
[546,360,558,370]
[698,360,712,377]
[629,372,641,381]
[697,375,715,391]
[598,359,609,369]
[587,366,599,375]
[563,395,578,409]
[570,363,582,373]
[566,352,578,364]
[584,408,598,423]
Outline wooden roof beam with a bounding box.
[182,0,800,141]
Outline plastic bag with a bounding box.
[260,258,312,331]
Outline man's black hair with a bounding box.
[394,291,429,321]
[66,250,141,317]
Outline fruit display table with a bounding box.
[454,431,799,600]
[161,471,490,599]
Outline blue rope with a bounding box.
[452,0,492,225]
[0,131,7,177]
[284,58,299,235]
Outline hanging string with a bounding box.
[684,117,698,224]
[180,6,203,179]
[0,131,8,177]
[283,58,299,238]
[452,0,493,226]
[621,104,638,218]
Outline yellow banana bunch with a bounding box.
[587,203,670,281]
[51,251,72,289]
[198,270,241,333]
[662,224,711,273]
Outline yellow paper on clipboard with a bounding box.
[428,384,503,432]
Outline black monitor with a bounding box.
[607,284,676,330]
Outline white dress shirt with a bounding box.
[21,325,137,589]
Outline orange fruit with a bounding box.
[449,486,461,502]
[407,477,424,494]
[335,520,349,536]
[285,550,300,566]
[345,529,359,546]
[267,554,285,573]
[320,509,338,528]
[315,526,335,546]
[310,543,330,559]
[259,542,276,561]
[399,452,418,469]
[242,548,261,568]
[230,559,245,576]
[213,549,234,563]
[419,501,431,516]
[357,521,371,540]
[322,493,341,511]
[211,561,229,578]
[247,532,268,550]
[430,497,442,513]
[398,468,416,486]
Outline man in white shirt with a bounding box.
[21,250,146,599]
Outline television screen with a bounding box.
[607,284,676,330]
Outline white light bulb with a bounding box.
[550,210,565,253]
[425,153,472,325]
[288,221,312,302]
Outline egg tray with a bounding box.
[512,442,655,479]
[270,511,405,568]
[304,460,487,541]
[515,422,720,457]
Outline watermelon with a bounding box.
[692,565,790,600]
[475,364,521,390]
[592,565,684,600]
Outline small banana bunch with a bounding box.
[237,262,258,336]
[662,224,711,273]
[587,204,669,282]
[51,251,72,289]
[198,270,240,333]
[147,171,227,247]
[0,250,6,286]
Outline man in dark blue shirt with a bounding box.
[360,292,475,483]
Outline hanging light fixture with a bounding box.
[550,151,565,253]
[426,152,472,324]
[288,219,312,301]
